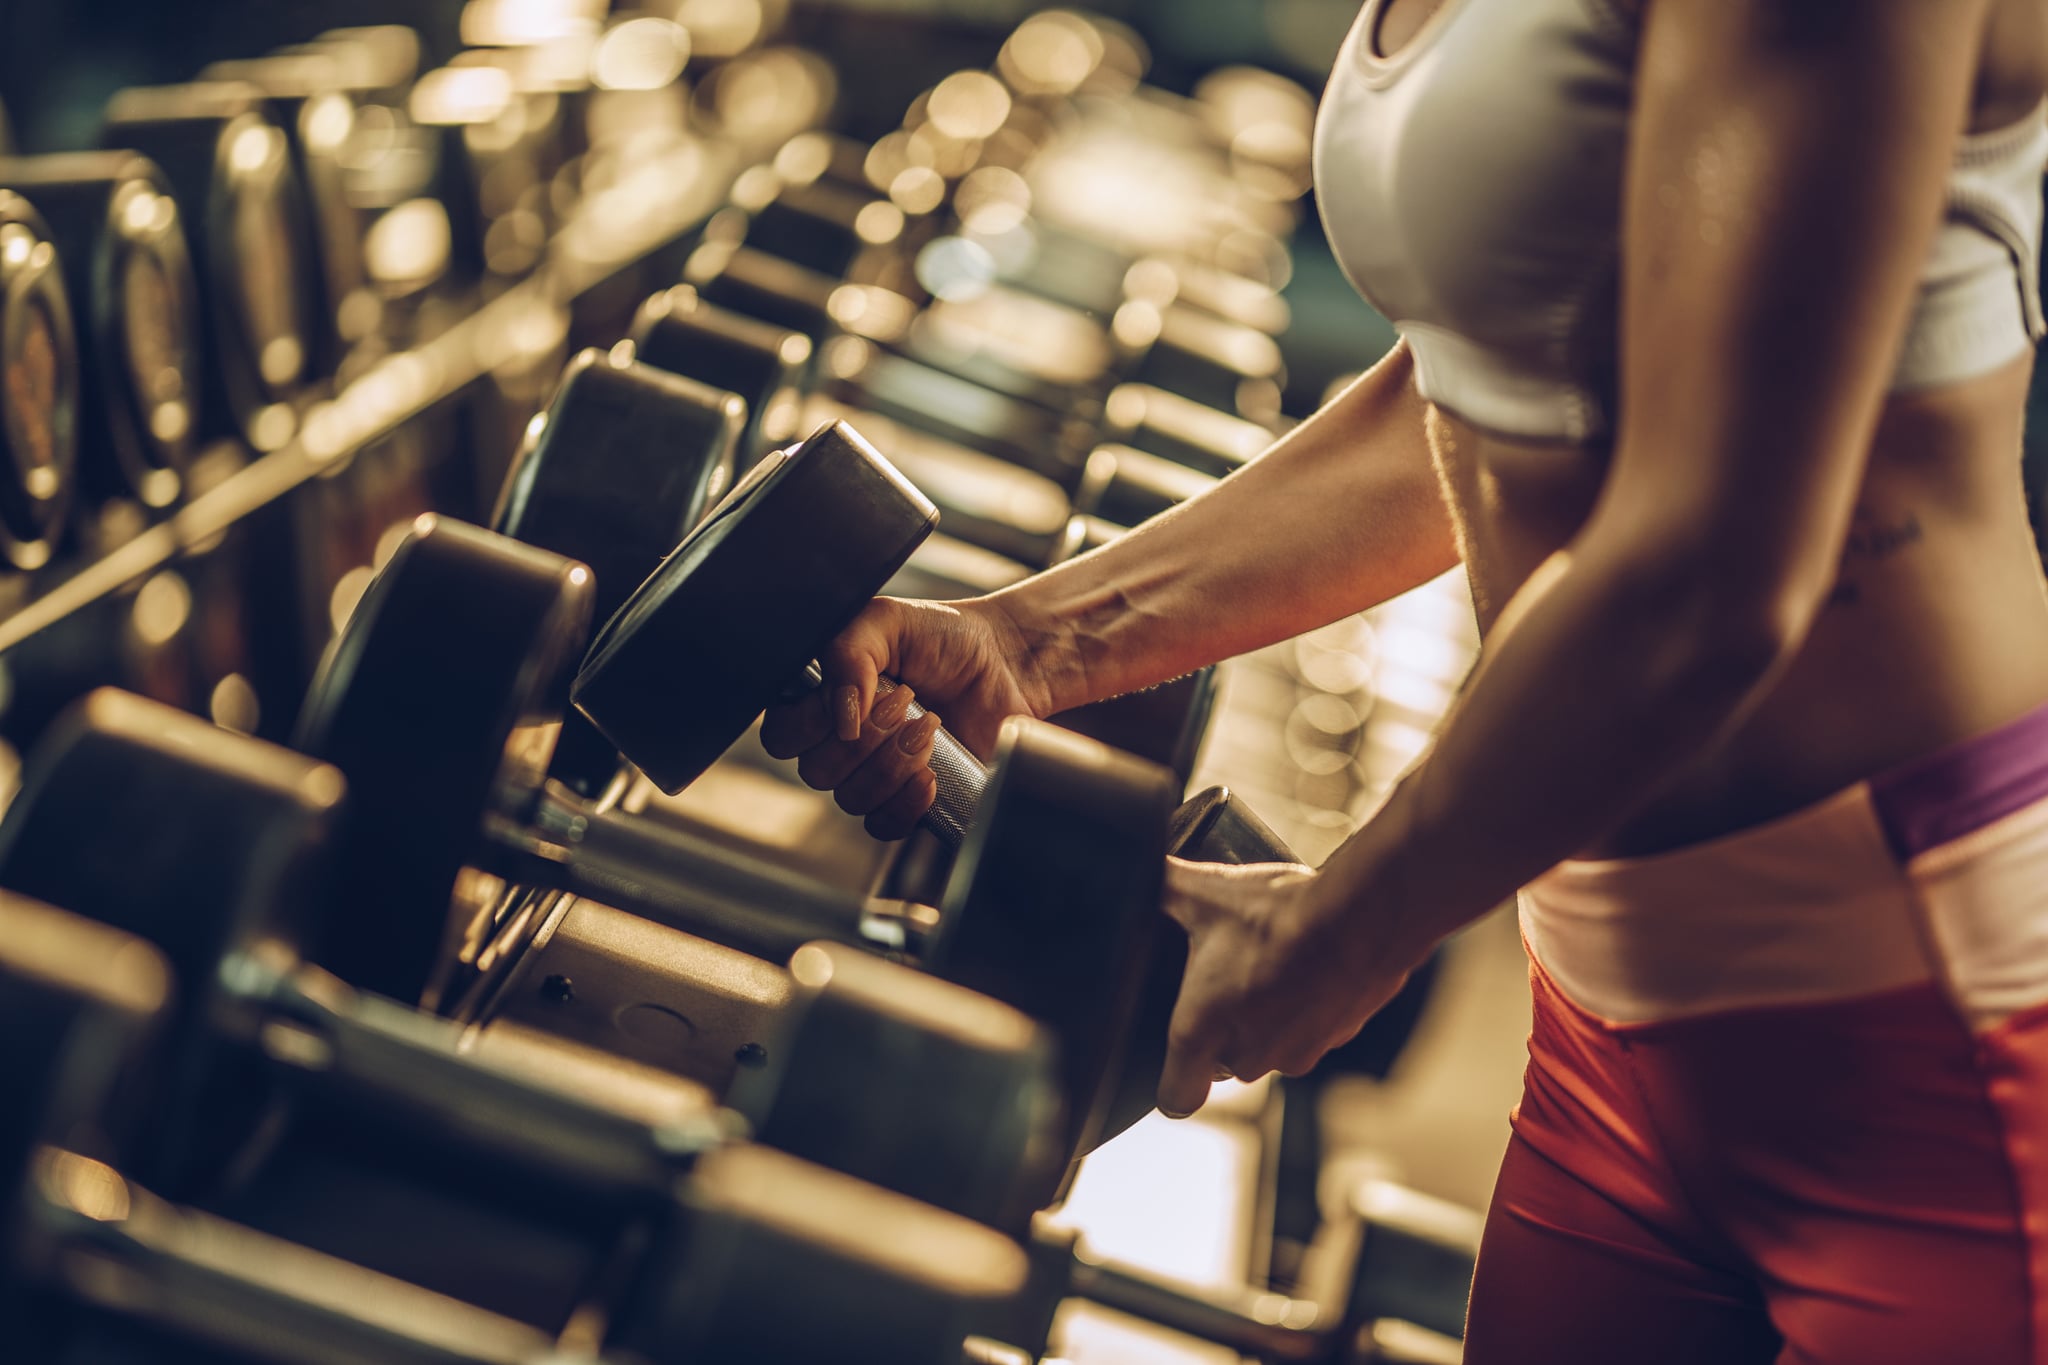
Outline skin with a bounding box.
[764,0,2048,1119]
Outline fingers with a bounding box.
[865,767,938,840]
[1157,994,1229,1121]
[794,682,916,791]
[832,708,940,817]
[760,690,832,759]
[822,629,885,742]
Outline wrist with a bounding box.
[1310,785,1454,973]
[972,587,1088,718]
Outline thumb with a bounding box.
[1160,856,1222,935]
[1156,992,1226,1120]
[820,609,893,742]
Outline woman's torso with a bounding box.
[1320,0,2048,857]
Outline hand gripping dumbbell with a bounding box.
[0,899,636,1365]
[520,423,1466,1358]
[0,691,1029,1363]
[565,419,1296,1142]
[290,503,1167,1224]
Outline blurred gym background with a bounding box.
[8,3,2037,1363]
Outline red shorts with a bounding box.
[1465,702,2048,1364]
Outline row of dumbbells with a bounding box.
[0,10,1474,1365]
[0,372,1472,1365]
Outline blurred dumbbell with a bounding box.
[0,192,80,571]
[0,692,1030,1361]
[0,897,614,1365]
[199,52,376,362]
[103,83,321,450]
[977,1177,1479,1365]
[0,154,203,513]
[294,504,1178,1204]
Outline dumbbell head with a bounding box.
[0,690,344,1193]
[930,719,1176,1165]
[730,940,1066,1234]
[618,1142,1028,1365]
[102,83,319,448]
[573,420,937,795]
[0,192,80,569]
[628,284,811,463]
[683,237,840,340]
[0,896,169,1235]
[294,517,593,1004]
[569,418,1187,1161]
[0,153,202,510]
[493,348,743,794]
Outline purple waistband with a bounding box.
[1869,697,2048,859]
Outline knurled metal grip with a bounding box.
[895,686,985,849]
[797,662,988,849]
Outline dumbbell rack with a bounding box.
[0,140,733,663]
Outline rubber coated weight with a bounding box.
[0,154,201,511]
[628,285,812,465]
[102,84,318,444]
[294,517,594,1005]
[0,694,1026,1361]
[290,524,1065,1230]
[685,238,839,341]
[0,897,168,1228]
[0,689,345,1196]
[0,192,80,570]
[1100,786,1299,1146]
[932,719,1177,1165]
[493,349,744,794]
[574,419,938,796]
[728,942,1065,1239]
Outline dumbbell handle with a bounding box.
[799,662,987,849]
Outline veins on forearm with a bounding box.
[1827,505,1923,608]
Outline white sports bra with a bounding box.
[1313,0,2048,443]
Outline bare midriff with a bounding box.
[1431,350,2048,858]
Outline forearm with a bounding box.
[1319,540,1803,961]
[990,345,1459,713]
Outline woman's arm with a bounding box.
[1157,0,2001,1113]
[991,341,1459,714]
[762,343,1456,832]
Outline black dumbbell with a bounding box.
[491,347,745,797]
[293,488,1178,1187]
[0,153,203,512]
[570,419,1295,1141]
[0,692,1029,1363]
[0,192,80,571]
[15,681,1065,1237]
[199,52,374,364]
[102,83,320,449]
[625,284,813,467]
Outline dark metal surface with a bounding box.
[731,941,1064,1236]
[0,691,340,1197]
